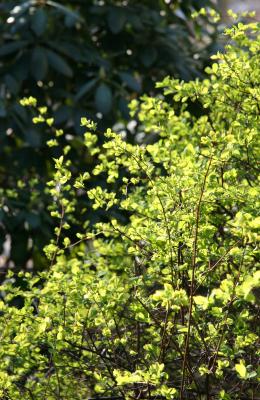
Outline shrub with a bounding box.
[0,0,219,271]
[0,20,259,399]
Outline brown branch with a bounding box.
[180,156,212,399]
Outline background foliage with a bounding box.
[0,19,259,399]
[0,0,219,272]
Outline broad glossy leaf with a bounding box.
[118,96,130,119]
[23,128,42,148]
[119,72,141,92]
[127,13,143,30]
[26,212,41,229]
[31,47,48,81]
[46,0,82,22]
[12,103,28,123]
[140,47,157,67]
[0,40,27,56]
[48,42,83,62]
[54,105,72,124]
[31,8,47,36]
[107,7,126,34]
[95,83,113,114]
[12,53,29,80]
[64,13,77,28]
[4,74,19,94]
[46,49,73,77]
[75,78,98,101]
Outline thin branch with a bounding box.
[180,156,212,399]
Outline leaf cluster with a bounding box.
[0,20,259,400]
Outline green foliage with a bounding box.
[0,0,219,271]
[0,21,259,399]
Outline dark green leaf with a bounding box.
[31,8,47,36]
[127,14,143,30]
[75,78,98,101]
[54,105,72,124]
[118,97,130,119]
[26,212,41,229]
[95,83,113,114]
[64,13,77,28]
[48,42,83,62]
[4,74,19,94]
[140,47,157,67]
[46,1,83,22]
[119,72,141,92]
[107,8,126,34]
[0,41,27,56]
[46,49,73,77]
[0,100,7,118]
[12,53,29,80]
[31,47,48,81]
[23,128,42,148]
[12,103,28,123]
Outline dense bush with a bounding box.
[0,0,220,271]
[0,19,259,400]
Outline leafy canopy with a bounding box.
[0,19,259,400]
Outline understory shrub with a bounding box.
[0,0,219,271]
[0,20,259,399]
